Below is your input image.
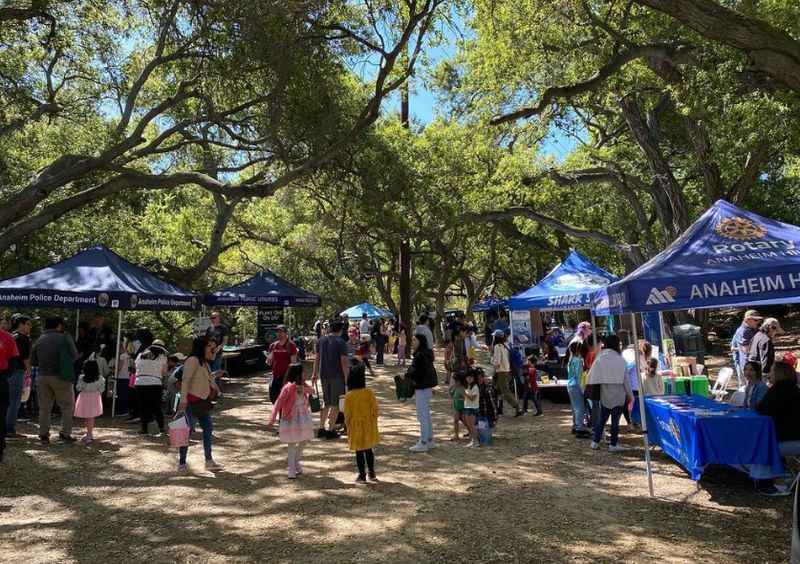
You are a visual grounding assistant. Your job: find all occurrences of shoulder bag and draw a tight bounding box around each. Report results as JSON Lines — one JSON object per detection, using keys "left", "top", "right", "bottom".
{"left": 187, "top": 360, "right": 214, "bottom": 416}
{"left": 309, "top": 380, "right": 322, "bottom": 413}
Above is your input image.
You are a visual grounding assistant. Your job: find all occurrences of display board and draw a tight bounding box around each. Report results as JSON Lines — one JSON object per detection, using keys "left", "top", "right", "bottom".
{"left": 510, "top": 309, "right": 533, "bottom": 347}
{"left": 257, "top": 306, "right": 285, "bottom": 344}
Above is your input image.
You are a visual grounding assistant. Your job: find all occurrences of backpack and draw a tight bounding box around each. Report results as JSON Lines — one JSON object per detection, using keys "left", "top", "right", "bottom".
{"left": 507, "top": 345, "right": 523, "bottom": 375}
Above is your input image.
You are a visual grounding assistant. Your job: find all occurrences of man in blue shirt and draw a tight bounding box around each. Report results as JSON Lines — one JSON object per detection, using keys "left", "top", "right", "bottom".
{"left": 731, "top": 309, "right": 761, "bottom": 388}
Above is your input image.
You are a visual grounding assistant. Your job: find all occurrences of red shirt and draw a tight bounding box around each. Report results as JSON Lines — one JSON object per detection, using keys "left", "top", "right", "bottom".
{"left": 0, "top": 329, "right": 20, "bottom": 372}
{"left": 585, "top": 349, "right": 597, "bottom": 370}
{"left": 269, "top": 339, "right": 298, "bottom": 378}
{"left": 527, "top": 365, "right": 539, "bottom": 392}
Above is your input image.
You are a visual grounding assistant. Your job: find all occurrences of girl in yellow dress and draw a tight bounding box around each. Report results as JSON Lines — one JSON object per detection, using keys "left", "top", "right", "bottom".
{"left": 343, "top": 363, "right": 379, "bottom": 484}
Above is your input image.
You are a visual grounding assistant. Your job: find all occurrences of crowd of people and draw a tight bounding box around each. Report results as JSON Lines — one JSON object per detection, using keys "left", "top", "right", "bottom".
{"left": 1, "top": 307, "right": 798, "bottom": 496}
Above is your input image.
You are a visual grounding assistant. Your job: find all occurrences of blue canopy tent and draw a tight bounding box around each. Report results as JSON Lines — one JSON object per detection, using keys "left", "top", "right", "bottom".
{"left": 0, "top": 244, "right": 199, "bottom": 311}
{"left": 204, "top": 269, "right": 321, "bottom": 307}
{"left": 594, "top": 199, "right": 800, "bottom": 315}
{"left": 0, "top": 244, "right": 200, "bottom": 416}
{"left": 341, "top": 302, "right": 394, "bottom": 320}
{"left": 505, "top": 250, "right": 617, "bottom": 382}
{"left": 471, "top": 297, "right": 507, "bottom": 312}
{"left": 508, "top": 250, "right": 617, "bottom": 311}
{"left": 591, "top": 199, "right": 800, "bottom": 498}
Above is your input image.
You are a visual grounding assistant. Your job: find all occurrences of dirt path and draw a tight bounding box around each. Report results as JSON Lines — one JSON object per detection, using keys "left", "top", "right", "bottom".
{"left": 0, "top": 357, "right": 792, "bottom": 563}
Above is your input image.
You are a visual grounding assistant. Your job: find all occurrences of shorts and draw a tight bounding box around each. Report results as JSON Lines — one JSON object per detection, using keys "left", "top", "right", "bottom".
{"left": 462, "top": 407, "right": 479, "bottom": 417}
{"left": 321, "top": 376, "right": 345, "bottom": 407}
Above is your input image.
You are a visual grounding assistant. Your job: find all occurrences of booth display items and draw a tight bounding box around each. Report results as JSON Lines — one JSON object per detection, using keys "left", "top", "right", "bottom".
{"left": 593, "top": 199, "right": 800, "bottom": 497}
{"left": 508, "top": 250, "right": 618, "bottom": 390}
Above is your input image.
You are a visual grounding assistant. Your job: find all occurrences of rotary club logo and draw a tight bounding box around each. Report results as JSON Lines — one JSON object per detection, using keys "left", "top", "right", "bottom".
{"left": 715, "top": 217, "right": 767, "bottom": 241}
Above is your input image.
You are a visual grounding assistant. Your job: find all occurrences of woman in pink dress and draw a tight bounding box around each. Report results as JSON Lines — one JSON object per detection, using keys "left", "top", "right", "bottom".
{"left": 266, "top": 363, "right": 314, "bottom": 479}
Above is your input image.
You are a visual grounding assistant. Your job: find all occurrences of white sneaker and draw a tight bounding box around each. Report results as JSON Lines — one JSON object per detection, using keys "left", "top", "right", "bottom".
{"left": 590, "top": 441, "right": 600, "bottom": 450}
{"left": 608, "top": 444, "right": 626, "bottom": 453}
{"left": 409, "top": 442, "right": 429, "bottom": 453}
{"left": 427, "top": 440, "right": 437, "bottom": 450}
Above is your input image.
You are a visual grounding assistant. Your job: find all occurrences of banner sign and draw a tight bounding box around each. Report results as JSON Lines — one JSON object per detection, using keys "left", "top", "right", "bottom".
{"left": 510, "top": 310, "right": 533, "bottom": 347}
{"left": 257, "top": 306, "right": 285, "bottom": 344}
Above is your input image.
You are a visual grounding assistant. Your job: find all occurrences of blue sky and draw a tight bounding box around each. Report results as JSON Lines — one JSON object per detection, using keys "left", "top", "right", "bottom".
{"left": 376, "top": 23, "right": 579, "bottom": 162}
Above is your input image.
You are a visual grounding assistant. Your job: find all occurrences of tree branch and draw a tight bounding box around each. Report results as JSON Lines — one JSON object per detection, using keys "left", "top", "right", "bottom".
{"left": 490, "top": 44, "right": 688, "bottom": 125}
{"left": 634, "top": 0, "right": 800, "bottom": 93}
{"left": 618, "top": 95, "right": 689, "bottom": 237}
{"left": 464, "top": 206, "right": 644, "bottom": 264}
{"left": 729, "top": 140, "right": 770, "bottom": 204}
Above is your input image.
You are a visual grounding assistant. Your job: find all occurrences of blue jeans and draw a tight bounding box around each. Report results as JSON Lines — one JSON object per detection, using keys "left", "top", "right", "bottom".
{"left": 593, "top": 404, "right": 623, "bottom": 446}
{"left": 567, "top": 384, "right": 586, "bottom": 430}
{"left": 6, "top": 369, "right": 24, "bottom": 433}
{"left": 415, "top": 387, "right": 433, "bottom": 444}
{"left": 210, "top": 353, "right": 223, "bottom": 373}
{"left": 178, "top": 405, "right": 213, "bottom": 464}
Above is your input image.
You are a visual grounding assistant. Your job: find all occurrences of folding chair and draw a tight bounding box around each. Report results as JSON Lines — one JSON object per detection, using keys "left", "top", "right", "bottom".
{"left": 710, "top": 367, "right": 733, "bottom": 401}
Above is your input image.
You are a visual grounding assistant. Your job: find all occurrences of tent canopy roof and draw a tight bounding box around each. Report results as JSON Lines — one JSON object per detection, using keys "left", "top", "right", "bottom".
{"left": 341, "top": 302, "right": 393, "bottom": 319}
{"left": 471, "top": 297, "right": 507, "bottom": 312}
{"left": 508, "top": 250, "right": 617, "bottom": 311}
{"left": 0, "top": 245, "right": 198, "bottom": 311}
{"left": 594, "top": 200, "right": 800, "bottom": 314}
{"left": 205, "top": 269, "right": 321, "bottom": 307}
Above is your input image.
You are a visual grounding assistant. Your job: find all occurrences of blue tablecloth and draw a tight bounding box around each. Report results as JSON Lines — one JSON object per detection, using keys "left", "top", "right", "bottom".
{"left": 645, "top": 395, "right": 784, "bottom": 480}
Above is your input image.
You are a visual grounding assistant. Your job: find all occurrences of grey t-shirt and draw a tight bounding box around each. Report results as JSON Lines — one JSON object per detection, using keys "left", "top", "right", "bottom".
{"left": 32, "top": 330, "right": 79, "bottom": 379}
{"left": 318, "top": 334, "right": 347, "bottom": 380}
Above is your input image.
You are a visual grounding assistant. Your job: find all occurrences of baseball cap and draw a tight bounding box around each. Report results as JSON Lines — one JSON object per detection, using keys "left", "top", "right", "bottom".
{"left": 744, "top": 309, "right": 763, "bottom": 321}
{"left": 761, "top": 317, "right": 784, "bottom": 334}
{"left": 492, "top": 329, "right": 505, "bottom": 337}
{"left": 276, "top": 324, "right": 288, "bottom": 332}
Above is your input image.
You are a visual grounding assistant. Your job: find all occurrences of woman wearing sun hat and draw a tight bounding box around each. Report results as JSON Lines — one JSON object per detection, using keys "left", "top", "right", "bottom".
{"left": 134, "top": 339, "right": 169, "bottom": 435}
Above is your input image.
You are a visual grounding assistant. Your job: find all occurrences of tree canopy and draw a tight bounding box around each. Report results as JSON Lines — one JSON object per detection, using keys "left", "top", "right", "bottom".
{"left": 2, "top": 0, "right": 799, "bottom": 333}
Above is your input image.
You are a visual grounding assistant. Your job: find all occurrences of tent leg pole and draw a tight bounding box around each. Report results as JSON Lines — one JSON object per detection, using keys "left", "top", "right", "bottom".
{"left": 112, "top": 311, "right": 123, "bottom": 418}
{"left": 631, "top": 313, "right": 655, "bottom": 498}
{"left": 75, "top": 309, "right": 80, "bottom": 338}
{"left": 590, "top": 311, "right": 598, "bottom": 348}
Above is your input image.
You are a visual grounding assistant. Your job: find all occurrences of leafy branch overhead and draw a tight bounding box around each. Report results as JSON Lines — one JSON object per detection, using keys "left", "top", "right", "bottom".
{"left": 0, "top": 0, "right": 445, "bottom": 272}
{"left": 467, "top": 0, "right": 799, "bottom": 265}
{"left": 1, "top": 0, "right": 799, "bottom": 319}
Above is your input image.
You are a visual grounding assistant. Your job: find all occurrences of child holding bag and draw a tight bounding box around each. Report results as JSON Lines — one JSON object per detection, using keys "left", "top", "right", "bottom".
{"left": 343, "top": 364, "right": 379, "bottom": 484}
{"left": 75, "top": 356, "right": 105, "bottom": 444}
{"left": 267, "top": 363, "right": 314, "bottom": 479}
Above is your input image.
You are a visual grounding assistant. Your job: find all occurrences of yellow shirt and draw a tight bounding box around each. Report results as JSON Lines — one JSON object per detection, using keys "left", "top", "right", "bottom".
{"left": 343, "top": 388, "right": 379, "bottom": 451}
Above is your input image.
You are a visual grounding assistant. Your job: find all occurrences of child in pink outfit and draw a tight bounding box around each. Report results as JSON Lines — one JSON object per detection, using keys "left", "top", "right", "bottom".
{"left": 267, "top": 363, "right": 315, "bottom": 479}
{"left": 396, "top": 326, "right": 407, "bottom": 366}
